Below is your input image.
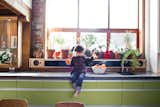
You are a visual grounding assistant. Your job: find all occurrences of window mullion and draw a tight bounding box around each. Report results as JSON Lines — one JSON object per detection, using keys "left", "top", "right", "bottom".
{"left": 77, "top": 0, "right": 80, "bottom": 44}
{"left": 77, "top": 0, "right": 80, "bottom": 28}
{"left": 107, "top": 0, "right": 110, "bottom": 50}
{"left": 108, "top": 0, "right": 110, "bottom": 29}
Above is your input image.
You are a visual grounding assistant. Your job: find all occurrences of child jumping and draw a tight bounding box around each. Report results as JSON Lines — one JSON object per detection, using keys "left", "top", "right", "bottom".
{"left": 66, "top": 45, "right": 96, "bottom": 97}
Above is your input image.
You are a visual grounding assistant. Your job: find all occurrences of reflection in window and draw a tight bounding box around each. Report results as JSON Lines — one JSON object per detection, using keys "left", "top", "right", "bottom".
{"left": 110, "top": 33, "right": 136, "bottom": 52}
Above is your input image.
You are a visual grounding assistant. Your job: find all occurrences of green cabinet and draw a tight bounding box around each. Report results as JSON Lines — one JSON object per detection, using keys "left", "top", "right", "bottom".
{"left": 1, "top": 78, "right": 160, "bottom": 106}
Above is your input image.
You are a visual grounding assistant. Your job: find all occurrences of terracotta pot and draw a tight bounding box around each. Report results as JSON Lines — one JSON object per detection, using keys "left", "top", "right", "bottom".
{"left": 115, "top": 52, "right": 122, "bottom": 59}
{"left": 61, "top": 49, "right": 69, "bottom": 59}
{"left": 47, "top": 49, "right": 55, "bottom": 58}
{"left": 95, "top": 52, "right": 104, "bottom": 59}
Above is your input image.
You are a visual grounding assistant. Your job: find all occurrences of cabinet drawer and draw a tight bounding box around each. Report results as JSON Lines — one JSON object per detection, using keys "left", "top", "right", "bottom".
{"left": 123, "top": 81, "right": 143, "bottom": 89}
{"left": 0, "top": 80, "right": 16, "bottom": 88}
{"left": 143, "top": 81, "right": 160, "bottom": 89}
{"left": 17, "top": 80, "right": 43, "bottom": 88}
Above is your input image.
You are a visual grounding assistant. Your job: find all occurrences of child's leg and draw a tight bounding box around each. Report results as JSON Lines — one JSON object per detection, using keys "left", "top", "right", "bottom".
{"left": 70, "top": 72, "right": 78, "bottom": 89}
{"left": 75, "top": 72, "right": 86, "bottom": 92}
{"left": 73, "top": 72, "right": 85, "bottom": 97}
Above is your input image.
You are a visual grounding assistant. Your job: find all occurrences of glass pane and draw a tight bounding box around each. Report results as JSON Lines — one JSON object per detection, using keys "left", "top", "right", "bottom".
{"left": 48, "top": 32, "right": 76, "bottom": 50}
{"left": 110, "top": 0, "right": 138, "bottom": 28}
{"left": 110, "top": 33, "right": 137, "bottom": 52}
{"left": 79, "top": 0, "right": 108, "bottom": 28}
{"left": 46, "top": 0, "right": 78, "bottom": 28}
{"left": 80, "top": 33, "right": 107, "bottom": 52}
{"left": 47, "top": 32, "right": 76, "bottom": 59}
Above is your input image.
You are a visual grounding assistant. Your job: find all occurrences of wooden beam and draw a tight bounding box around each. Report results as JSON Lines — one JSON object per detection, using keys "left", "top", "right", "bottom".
{"left": 0, "top": 2, "right": 21, "bottom": 16}
{"left": 0, "top": 0, "right": 31, "bottom": 22}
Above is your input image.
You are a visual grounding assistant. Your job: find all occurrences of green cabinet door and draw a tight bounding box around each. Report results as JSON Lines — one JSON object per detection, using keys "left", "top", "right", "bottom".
{"left": 41, "top": 80, "right": 73, "bottom": 105}
{"left": 122, "top": 80, "right": 160, "bottom": 105}
{"left": 143, "top": 80, "right": 160, "bottom": 89}
{"left": 82, "top": 80, "right": 122, "bottom": 105}
{"left": 122, "top": 80, "right": 144, "bottom": 105}
{"left": 0, "top": 79, "right": 16, "bottom": 99}
{"left": 142, "top": 80, "right": 160, "bottom": 105}
{"left": 16, "top": 79, "right": 43, "bottom": 105}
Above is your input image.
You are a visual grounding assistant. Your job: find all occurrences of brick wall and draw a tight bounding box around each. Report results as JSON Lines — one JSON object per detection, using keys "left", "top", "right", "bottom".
{"left": 31, "top": 0, "right": 45, "bottom": 58}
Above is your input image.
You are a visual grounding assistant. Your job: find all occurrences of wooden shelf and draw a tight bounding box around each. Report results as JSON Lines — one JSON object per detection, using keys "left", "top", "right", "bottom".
{"left": 0, "top": 64, "right": 9, "bottom": 68}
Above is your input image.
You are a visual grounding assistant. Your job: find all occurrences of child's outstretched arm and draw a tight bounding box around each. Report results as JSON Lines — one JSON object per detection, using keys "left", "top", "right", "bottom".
{"left": 92, "top": 52, "right": 97, "bottom": 59}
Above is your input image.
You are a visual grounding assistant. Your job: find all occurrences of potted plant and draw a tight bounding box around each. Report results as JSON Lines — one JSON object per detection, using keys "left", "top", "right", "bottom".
{"left": 120, "top": 49, "right": 141, "bottom": 75}
{"left": 53, "top": 36, "right": 65, "bottom": 59}
{"left": 81, "top": 34, "right": 96, "bottom": 57}
{"left": 96, "top": 44, "right": 106, "bottom": 59}
{"left": 61, "top": 49, "right": 69, "bottom": 59}
{"left": 54, "top": 36, "right": 64, "bottom": 49}
{"left": 0, "top": 49, "right": 12, "bottom": 64}
{"left": 124, "top": 33, "right": 133, "bottom": 49}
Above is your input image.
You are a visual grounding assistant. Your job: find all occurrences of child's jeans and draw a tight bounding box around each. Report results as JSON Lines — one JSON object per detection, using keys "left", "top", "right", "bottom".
{"left": 70, "top": 71, "right": 86, "bottom": 91}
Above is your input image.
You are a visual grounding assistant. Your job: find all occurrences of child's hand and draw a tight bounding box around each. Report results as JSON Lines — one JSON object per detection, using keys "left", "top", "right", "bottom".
{"left": 92, "top": 53, "right": 97, "bottom": 59}
{"left": 65, "top": 58, "right": 71, "bottom": 65}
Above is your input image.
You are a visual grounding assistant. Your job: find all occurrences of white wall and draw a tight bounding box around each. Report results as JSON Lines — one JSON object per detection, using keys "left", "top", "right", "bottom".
{"left": 158, "top": 0, "right": 160, "bottom": 73}
{"left": 146, "top": 0, "right": 160, "bottom": 73}
{"left": 145, "top": 0, "right": 150, "bottom": 71}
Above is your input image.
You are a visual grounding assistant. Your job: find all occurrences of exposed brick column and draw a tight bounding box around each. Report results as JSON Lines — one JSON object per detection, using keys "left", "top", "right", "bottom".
{"left": 30, "top": 0, "right": 46, "bottom": 58}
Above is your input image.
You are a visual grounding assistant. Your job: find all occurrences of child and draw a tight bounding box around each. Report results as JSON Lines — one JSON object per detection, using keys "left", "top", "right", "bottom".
{"left": 66, "top": 45, "right": 96, "bottom": 97}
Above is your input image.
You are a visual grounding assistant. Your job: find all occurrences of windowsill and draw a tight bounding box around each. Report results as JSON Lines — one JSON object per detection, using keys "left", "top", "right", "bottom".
{"left": 45, "top": 58, "right": 145, "bottom": 61}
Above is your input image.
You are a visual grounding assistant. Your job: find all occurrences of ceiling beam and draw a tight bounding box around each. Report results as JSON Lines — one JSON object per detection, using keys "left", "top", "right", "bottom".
{"left": 0, "top": 0, "right": 31, "bottom": 22}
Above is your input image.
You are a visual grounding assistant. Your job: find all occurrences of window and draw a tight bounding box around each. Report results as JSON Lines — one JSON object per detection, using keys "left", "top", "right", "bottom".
{"left": 46, "top": 0, "right": 143, "bottom": 59}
